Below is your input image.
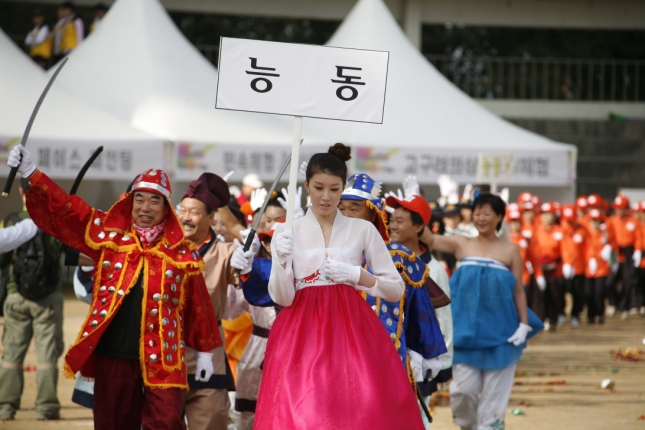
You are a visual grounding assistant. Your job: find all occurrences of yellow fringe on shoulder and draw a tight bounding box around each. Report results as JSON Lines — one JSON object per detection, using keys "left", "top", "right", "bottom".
{"left": 389, "top": 249, "right": 418, "bottom": 262}
{"left": 393, "top": 261, "right": 429, "bottom": 288}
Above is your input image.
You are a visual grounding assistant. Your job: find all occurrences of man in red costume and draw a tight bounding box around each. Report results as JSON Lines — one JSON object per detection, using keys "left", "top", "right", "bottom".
{"left": 7, "top": 144, "right": 221, "bottom": 430}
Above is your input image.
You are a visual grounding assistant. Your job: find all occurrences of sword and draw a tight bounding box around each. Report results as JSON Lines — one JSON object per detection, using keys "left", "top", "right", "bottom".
{"left": 416, "top": 385, "right": 433, "bottom": 423}
{"left": 2, "top": 57, "right": 69, "bottom": 198}
{"left": 234, "top": 138, "right": 303, "bottom": 276}
{"left": 70, "top": 146, "right": 104, "bottom": 195}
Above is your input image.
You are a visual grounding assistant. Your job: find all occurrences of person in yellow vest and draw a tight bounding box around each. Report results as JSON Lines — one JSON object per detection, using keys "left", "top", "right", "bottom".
{"left": 24, "top": 9, "right": 52, "bottom": 69}
{"left": 53, "top": 1, "right": 84, "bottom": 63}
{"left": 89, "top": 3, "right": 108, "bottom": 34}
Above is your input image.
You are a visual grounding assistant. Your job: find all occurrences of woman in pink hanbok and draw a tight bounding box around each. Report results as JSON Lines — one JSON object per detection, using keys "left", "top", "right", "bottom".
{"left": 254, "top": 143, "right": 424, "bottom": 429}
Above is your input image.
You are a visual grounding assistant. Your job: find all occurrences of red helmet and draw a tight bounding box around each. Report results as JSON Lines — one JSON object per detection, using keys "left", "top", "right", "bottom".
{"left": 612, "top": 195, "right": 630, "bottom": 209}
{"left": 531, "top": 194, "right": 542, "bottom": 208}
{"left": 587, "top": 193, "right": 603, "bottom": 208}
{"left": 561, "top": 203, "right": 576, "bottom": 221}
{"left": 518, "top": 192, "right": 533, "bottom": 204}
{"left": 575, "top": 196, "right": 588, "bottom": 210}
{"left": 540, "top": 202, "right": 557, "bottom": 214}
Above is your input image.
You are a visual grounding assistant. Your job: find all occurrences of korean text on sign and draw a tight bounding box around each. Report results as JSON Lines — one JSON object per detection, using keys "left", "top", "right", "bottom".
{"left": 216, "top": 37, "right": 389, "bottom": 124}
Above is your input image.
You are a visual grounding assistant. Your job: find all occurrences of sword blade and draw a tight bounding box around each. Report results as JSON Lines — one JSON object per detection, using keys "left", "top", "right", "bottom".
{"left": 2, "top": 57, "right": 69, "bottom": 198}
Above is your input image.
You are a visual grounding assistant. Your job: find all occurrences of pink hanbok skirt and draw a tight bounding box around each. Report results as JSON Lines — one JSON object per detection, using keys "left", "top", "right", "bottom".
{"left": 254, "top": 284, "right": 424, "bottom": 430}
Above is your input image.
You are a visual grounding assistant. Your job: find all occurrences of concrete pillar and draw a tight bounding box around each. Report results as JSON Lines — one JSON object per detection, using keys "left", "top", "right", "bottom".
{"left": 403, "top": 0, "right": 422, "bottom": 50}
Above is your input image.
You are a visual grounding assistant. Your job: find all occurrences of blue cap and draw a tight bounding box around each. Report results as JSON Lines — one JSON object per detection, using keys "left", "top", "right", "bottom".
{"left": 341, "top": 173, "right": 383, "bottom": 210}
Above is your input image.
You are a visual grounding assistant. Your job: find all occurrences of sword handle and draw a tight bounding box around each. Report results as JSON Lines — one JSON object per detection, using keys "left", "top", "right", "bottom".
{"left": 234, "top": 229, "right": 257, "bottom": 277}
{"left": 1, "top": 153, "right": 22, "bottom": 198}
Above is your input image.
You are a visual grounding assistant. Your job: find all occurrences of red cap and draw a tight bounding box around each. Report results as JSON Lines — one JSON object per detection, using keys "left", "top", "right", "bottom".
{"left": 385, "top": 195, "right": 431, "bottom": 225}
{"left": 541, "top": 202, "right": 557, "bottom": 214}
{"left": 575, "top": 196, "right": 588, "bottom": 209}
{"left": 258, "top": 220, "right": 284, "bottom": 242}
{"left": 132, "top": 168, "right": 172, "bottom": 199}
{"left": 561, "top": 204, "right": 576, "bottom": 221}
{"left": 531, "top": 194, "right": 542, "bottom": 208}
{"left": 612, "top": 195, "right": 630, "bottom": 209}
{"left": 521, "top": 201, "right": 535, "bottom": 211}
{"left": 518, "top": 192, "right": 533, "bottom": 203}
{"left": 587, "top": 193, "right": 603, "bottom": 208}
{"left": 588, "top": 208, "right": 603, "bottom": 220}
{"left": 507, "top": 209, "right": 521, "bottom": 221}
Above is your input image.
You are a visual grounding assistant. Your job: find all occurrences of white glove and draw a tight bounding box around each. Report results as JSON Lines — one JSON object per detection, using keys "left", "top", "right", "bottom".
{"left": 240, "top": 229, "right": 261, "bottom": 255}
{"left": 273, "top": 231, "right": 294, "bottom": 264}
{"left": 462, "top": 183, "right": 473, "bottom": 202}
{"left": 507, "top": 322, "right": 533, "bottom": 346}
{"left": 7, "top": 144, "right": 37, "bottom": 178}
{"left": 324, "top": 259, "right": 361, "bottom": 285}
{"left": 222, "top": 170, "right": 234, "bottom": 182}
{"left": 611, "top": 262, "right": 619, "bottom": 274}
{"left": 278, "top": 187, "right": 304, "bottom": 219}
{"left": 402, "top": 175, "right": 420, "bottom": 198}
{"left": 536, "top": 275, "right": 546, "bottom": 291}
{"left": 231, "top": 241, "right": 255, "bottom": 274}
{"left": 383, "top": 198, "right": 394, "bottom": 214}
{"left": 250, "top": 188, "right": 268, "bottom": 212}
{"left": 525, "top": 260, "right": 534, "bottom": 275}
{"left": 385, "top": 189, "right": 404, "bottom": 201}
{"left": 299, "top": 161, "right": 308, "bottom": 178}
{"left": 633, "top": 250, "right": 642, "bottom": 267}
{"left": 562, "top": 263, "right": 575, "bottom": 280}
{"left": 437, "top": 174, "right": 454, "bottom": 198}
{"left": 194, "top": 352, "right": 214, "bottom": 381}
{"left": 409, "top": 351, "right": 442, "bottom": 382}
{"left": 588, "top": 258, "right": 598, "bottom": 276}
{"left": 500, "top": 187, "right": 510, "bottom": 204}
{"left": 215, "top": 234, "right": 225, "bottom": 243}
{"left": 600, "top": 244, "right": 612, "bottom": 262}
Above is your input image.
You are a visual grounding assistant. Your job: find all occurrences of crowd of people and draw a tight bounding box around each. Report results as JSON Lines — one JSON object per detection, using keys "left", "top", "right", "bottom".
{"left": 23, "top": 2, "right": 107, "bottom": 69}
{"left": 0, "top": 140, "right": 638, "bottom": 429}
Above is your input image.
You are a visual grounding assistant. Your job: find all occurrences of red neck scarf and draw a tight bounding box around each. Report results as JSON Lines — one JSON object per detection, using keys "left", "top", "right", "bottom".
{"left": 132, "top": 219, "right": 166, "bottom": 248}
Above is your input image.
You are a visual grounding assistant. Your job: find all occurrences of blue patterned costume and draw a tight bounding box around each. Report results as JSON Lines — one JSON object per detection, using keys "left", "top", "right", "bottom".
{"left": 363, "top": 243, "right": 447, "bottom": 368}
{"left": 450, "top": 258, "right": 543, "bottom": 370}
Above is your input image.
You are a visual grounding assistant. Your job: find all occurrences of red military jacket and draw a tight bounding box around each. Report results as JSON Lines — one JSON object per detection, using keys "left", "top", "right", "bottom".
{"left": 26, "top": 172, "right": 221, "bottom": 389}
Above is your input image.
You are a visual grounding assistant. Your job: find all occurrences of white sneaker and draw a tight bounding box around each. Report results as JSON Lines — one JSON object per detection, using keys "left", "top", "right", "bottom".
{"left": 543, "top": 320, "right": 551, "bottom": 331}
{"left": 606, "top": 306, "right": 616, "bottom": 317}
{"left": 621, "top": 311, "right": 629, "bottom": 320}
{"left": 557, "top": 315, "right": 567, "bottom": 326}
{"left": 571, "top": 317, "right": 580, "bottom": 328}
{"left": 639, "top": 306, "right": 645, "bottom": 316}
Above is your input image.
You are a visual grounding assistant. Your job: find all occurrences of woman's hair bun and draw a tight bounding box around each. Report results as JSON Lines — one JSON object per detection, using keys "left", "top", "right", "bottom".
{"left": 327, "top": 142, "right": 352, "bottom": 162}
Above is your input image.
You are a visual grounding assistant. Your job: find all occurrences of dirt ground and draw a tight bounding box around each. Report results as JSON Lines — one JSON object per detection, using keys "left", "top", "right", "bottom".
{"left": 0, "top": 290, "right": 644, "bottom": 429}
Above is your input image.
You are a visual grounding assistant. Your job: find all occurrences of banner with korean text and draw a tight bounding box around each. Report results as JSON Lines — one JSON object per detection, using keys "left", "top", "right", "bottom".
{"left": 0, "top": 136, "right": 167, "bottom": 180}
{"left": 215, "top": 38, "right": 389, "bottom": 123}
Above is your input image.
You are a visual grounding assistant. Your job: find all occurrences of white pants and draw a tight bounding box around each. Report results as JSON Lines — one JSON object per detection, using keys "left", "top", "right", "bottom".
{"left": 450, "top": 363, "right": 516, "bottom": 430}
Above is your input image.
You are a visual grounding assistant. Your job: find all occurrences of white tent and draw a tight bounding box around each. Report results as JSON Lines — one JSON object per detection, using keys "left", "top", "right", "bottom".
{"left": 47, "top": 0, "right": 299, "bottom": 183}
{"left": 0, "top": 29, "right": 164, "bottom": 181}
{"left": 301, "top": 0, "right": 577, "bottom": 197}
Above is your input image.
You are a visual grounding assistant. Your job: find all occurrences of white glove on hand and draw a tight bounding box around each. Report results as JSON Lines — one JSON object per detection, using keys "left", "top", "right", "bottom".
{"left": 525, "top": 260, "right": 534, "bottom": 275}
{"left": 383, "top": 197, "right": 394, "bottom": 214}
{"left": 562, "top": 263, "right": 575, "bottom": 280}
{"left": 299, "top": 161, "right": 308, "bottom": 178}
{"left": 462, "top": 183, "right": 473, "bottom": 202}
{"left": 588, "top": 258, "right": 598, "bottom": 276}
{"left": 324, "top": 259, "right": 361, "bottom": 285}
{"left": 500, "top": 187, "right": 510, "bottom": 204}
{"left": 385, "top": 189, "right": 404, "bottom": 201}
{"left": 7, "top": 144, "right": 37, "bottom": 178}
{"left": 437, "top": 174, "right": 455, "bottom": 198}
{"left": 633, "top": 250, "right": 642, "bottom": 267}
{"left": 423, "top": 357, "right": 442, "bottom": 381}
{"left": 507, "top": 322, "right": 533, "bottom": 346}
{"left": 402, "top": 175, "right": 420, "bottom": 198}
{"left": 600, "top": 244, "right": 612, "bottom": 262}
{"left": 231, "top": 241, "right": 255, "bottom": 274}
{"left": 195, "top": 352, "right": 214, "bottom": 382}
{"left": 250, "top": 188, "right": 268, "bottom": 212}
{"left": 536, "top": 275, "right": 546, "bottom": 291}
{"left": 222, "top": 170, "right": 234, "bottom": 182}
{"left": 278, "top": 187, "right": 304, "bottom": 219}
{"left": 273, "top": 231, "right": 294, "bottom": 264}
{"left": 240, "top": 229, "right": 261, "bottom": 255}
{"left": 409, "top": 351, "right": 442, "bottom": 381}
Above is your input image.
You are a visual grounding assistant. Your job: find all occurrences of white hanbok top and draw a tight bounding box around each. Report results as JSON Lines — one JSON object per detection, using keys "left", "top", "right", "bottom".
{"left": 269, "top": 209, "right": 405, "bottom": 306}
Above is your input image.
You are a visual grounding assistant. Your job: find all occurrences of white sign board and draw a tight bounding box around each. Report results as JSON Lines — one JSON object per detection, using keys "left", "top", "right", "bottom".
{"left": 215, "top": 37, "right": 389, "bottom": 124}
{"left": 477, "top": 152, "right": 515, "bottom": 184}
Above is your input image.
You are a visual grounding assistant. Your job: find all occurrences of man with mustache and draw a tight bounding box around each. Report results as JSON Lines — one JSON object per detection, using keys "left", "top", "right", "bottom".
{"left": 7, "top": 144, "right": 221, "bottom": 430}
{"left": 178, "top": 173, "right": 243, "bottom": 430}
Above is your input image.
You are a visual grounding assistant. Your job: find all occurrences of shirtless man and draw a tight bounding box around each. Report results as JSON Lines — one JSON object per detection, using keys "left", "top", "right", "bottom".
{"left": 428, "top": 193, "right": 542, "bottom": 430}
